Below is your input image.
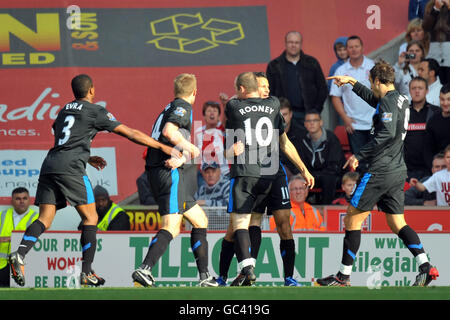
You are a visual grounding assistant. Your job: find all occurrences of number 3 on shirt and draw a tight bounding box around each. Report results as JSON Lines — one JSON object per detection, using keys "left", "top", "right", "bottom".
{"left": 58, "top": 115, "right": 75, "bottom": 145}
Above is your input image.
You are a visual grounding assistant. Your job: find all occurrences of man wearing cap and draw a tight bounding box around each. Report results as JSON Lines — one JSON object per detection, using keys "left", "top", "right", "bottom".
{"left": 78, "top": 185, "right": 130, "bottom": 231}
{"left": 195, "top": 162, "right": 230, "bottom": 207}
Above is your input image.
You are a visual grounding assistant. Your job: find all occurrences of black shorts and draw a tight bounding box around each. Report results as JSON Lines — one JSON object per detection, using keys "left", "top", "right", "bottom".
{"left": 147, "top": 167, "right": 184, "bottom": 215}
{"left": 182, "top": 165, "right": 198, "bottom": 212}
{"left": 35, "top": 174, "right": 95, "bottom": 210}
{"left": 253, "top": 174, "right": 291, "bottom": 215}
{"left": 350, "top": 171, "right": 406, "bottom": 214}
{"left": 227, "top": 176, "right": 273, "bottom": 214}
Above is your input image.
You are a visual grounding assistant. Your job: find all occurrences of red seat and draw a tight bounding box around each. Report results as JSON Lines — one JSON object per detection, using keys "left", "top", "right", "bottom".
{"left": 334, "top": 125, "right": 350, "bottom": 152}
{"left": 334, "top": 125, "right": 354, "bottom": 171}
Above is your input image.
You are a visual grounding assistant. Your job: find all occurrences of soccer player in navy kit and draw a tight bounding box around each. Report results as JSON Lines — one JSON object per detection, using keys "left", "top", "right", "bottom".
{"left": 317, "top": 60, "right": 439, "bottom": 287}
{"left": 218, "top": 72, "right": 314, "bottom": 287}
{"left": 225, "top": 72, "right": 314, "bottom": 286}
{"left": 132, "top": 73, "right": 218, "bottom": 288}
{"left": 9, "top": 74, "right": 178, "bottom": 287}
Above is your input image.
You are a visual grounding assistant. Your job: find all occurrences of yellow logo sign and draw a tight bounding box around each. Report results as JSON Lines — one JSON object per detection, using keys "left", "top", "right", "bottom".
{"left": 147, "top": 13, "right": 244, "bottom": 54}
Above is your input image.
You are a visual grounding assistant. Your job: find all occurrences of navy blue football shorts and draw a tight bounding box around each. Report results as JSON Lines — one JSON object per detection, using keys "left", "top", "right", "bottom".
{"left": 227, "top": 176, "right": 274, "bottom": 214}
{"left": 35, "top": 174, "right": 95, "bottom": 210}
{"left": 350, "top": 171, "right": 406, "bottom": 214}
{"left": 147, "top": 167, "right": 184, "bottom": 215}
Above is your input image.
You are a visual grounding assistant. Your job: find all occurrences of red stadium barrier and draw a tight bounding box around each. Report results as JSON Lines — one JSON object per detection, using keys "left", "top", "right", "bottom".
{"left": 324, "top": 206, "right": 450, "bottom": 232}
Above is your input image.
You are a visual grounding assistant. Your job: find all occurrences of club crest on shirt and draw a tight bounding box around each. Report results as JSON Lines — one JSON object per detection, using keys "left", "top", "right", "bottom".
{"left": 107, "top": 112, "right": 117, "bottom": 121}
{"left": 174, "top": 107, "right": 187, "bottom": 117}
{"left": 381, "top": 112, "right": 392, "bottom": 122}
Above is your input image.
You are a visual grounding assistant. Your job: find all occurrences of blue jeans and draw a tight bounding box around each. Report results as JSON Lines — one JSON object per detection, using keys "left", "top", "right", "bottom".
{"left": 347, "top": 130, "right": 371, "bottom": 155}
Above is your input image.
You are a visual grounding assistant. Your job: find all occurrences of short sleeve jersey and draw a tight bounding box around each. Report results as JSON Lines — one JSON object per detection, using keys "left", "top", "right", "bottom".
{"left": 146, "top": 98, "right": 192, "bottom": 168}
{"left": 422, "top": 169, "right": 450, "bottom": 206}
{"left": 225, "top": 96, "right": 285, "bottom": 179}
{"left": 40, "top": 100, "right": 121, "bottom": 175}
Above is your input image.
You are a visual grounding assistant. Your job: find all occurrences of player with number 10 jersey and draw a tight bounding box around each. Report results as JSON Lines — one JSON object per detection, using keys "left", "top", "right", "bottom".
{"left": 225, "top": 96, "right": 285, "bottom": 180}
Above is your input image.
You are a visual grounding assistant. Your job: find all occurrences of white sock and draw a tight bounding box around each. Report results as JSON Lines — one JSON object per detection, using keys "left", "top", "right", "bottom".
{"left": 415, "top": 253, "right": 429, "bottom": 267}
{"left": 339, "top": 264, "right": 353, "bottom": 276}
{"left": 238, "top": 258, "right": 255, "bottom": 270}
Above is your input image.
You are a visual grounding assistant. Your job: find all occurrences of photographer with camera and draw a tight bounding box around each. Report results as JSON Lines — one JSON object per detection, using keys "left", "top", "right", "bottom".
{"left": 395, "top": 40, "right": 426, "bottom": 99}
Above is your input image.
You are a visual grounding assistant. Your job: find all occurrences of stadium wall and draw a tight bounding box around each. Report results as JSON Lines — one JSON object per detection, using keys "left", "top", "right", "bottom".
{"left": 0, "top": 0, "right": 409, "bottom": 204}
{"left": 11, "top": 231, "right": 450, "bottom": 288}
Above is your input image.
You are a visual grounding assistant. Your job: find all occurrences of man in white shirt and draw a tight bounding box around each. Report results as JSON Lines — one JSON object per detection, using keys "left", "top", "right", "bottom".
{"left": 418, "top": 58, "right": 443, "bottom": 107}
{"left": 410, "top": 144, "right": 450, "bottom": 206}
{"left": 330, "top": 35, "right": 375, "bottom": 156}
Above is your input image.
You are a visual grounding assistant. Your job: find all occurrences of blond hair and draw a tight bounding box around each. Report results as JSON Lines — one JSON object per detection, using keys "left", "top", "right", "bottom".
{"left": 342, "top": 171, "right": 359, "bottom": 184}
{"left": 405, "top": 18, "right": 430, "bottom": 55}
{"left": 174, "top": 73, "right": 196, "bottom": 98}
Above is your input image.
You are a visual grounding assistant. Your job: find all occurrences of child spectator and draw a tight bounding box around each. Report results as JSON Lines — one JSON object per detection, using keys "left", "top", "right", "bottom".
{"left": 328, "top": 37, "right": 349, "bottom": 91}
{"left": 410, "top": 144, "right": 450, "bottom": 206}
{"left": 332, "top": 172, "right": 360, "bottom": 205}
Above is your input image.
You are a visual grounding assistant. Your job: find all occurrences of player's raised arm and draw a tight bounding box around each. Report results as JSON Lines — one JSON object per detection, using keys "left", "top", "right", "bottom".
{"left": 327, "top": 75, "right": 357, "bottom": 87}
{"left": 328, "top": 75, "right": 379, "bottom": 108}
{"left": 112, "top": 124, "right": 181, "bottom": 158}
{"left": 279, "top": 132, "right": 315, "bottom": 189}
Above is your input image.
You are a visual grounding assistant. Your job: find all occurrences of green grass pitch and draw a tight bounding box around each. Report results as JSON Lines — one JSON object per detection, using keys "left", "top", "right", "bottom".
{"left": 1, "top": 286, "right": 449, "bottom": 300}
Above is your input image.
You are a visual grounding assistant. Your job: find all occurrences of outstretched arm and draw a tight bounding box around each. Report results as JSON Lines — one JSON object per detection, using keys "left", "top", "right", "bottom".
{"left": 162, "top": 122, "right": 200, "bottom": 159}
{"left": 409, "top": 178, "right": 427, "bottom": 192}
{"left": 113, "top": 124, "right": 180, "bottom": 158}
{"left": 327, "top": 76, "right": 379, "bottom": 108}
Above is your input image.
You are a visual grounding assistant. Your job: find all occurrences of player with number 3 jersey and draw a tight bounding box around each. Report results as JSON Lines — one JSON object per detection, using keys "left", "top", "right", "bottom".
{"left": 9, "top": 74, "right": 177, "bottom": 288}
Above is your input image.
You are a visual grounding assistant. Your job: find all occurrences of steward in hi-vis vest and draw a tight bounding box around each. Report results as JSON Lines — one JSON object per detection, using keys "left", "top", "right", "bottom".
{"left": 0, "top": 188, "right": 38, "bottom": 287}
{"left": 77, "top": 185, "right": 130, "bottom": 231}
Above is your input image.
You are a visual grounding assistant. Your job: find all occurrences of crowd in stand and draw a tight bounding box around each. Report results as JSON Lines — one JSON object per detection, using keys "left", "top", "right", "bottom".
{"left": 137, "top": 0, "right": 450, "bottom": 220}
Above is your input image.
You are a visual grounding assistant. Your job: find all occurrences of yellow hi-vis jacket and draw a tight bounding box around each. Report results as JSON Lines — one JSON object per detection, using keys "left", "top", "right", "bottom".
{"left": 97, "top": 203, "right": 125, "bottom": 231}
{"left": 0, "top": 208, "right": 38, "bottom": 269}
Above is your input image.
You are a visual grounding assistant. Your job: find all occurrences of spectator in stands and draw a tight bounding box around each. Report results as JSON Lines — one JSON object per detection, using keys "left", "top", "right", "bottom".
{"left": 395, "top": 40, "right": 426, "bottom": 99}
{"left": 78, "top": 185, "right": 130, "bottom": 231}
{"left": 297, "top": 109, "right": 346, "bottom": 204}
{"left": 266, "top": 30, "right": 328, "bottom": 125}
{"left": 405, "top": 77, "right": 441, "bottom": 181}
{"left": 405, "top": 152, "right": 446, "bottom": 205}
{"left": 425, "top": 84, "right": 450, "bottom": 163}
{"left": 194, "top": 101, "right": 228, "bottom": 177}
{"left": 195, "top": 162, "right": 230, "bottom": 207}
{"left": 410, "top": 144, "right": 450, "bottom": 206}
{"left": 270, "top": 175, "right": 325, "bottom": 231}
{"left": 0, "top": 187, "right": 38, "bottom": 287}
{"left": 418, "top": 58, "right": 444, "bottom": 106}
{"left": 409, "top": 0, "right": 429, "bottom": 20}
{"left": 136, "top": 172, "right": 157, "bottom": 205}
{"left": 279, "top": 97, "right": 307, "bottom": 180}
{"left": 423, "top": 0, "right": 450, "bottom": 85}
{"left": 399, "top": 18, "right": 430, "bottom": 57}
{"left": 330, "top": 35, "right": 375, "bottom": 156}
{"left": 332, "top": 172, "right": 360, "bottom": 206}
{"left": 328, "top": 36, "right": 349, "bottom": 91}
